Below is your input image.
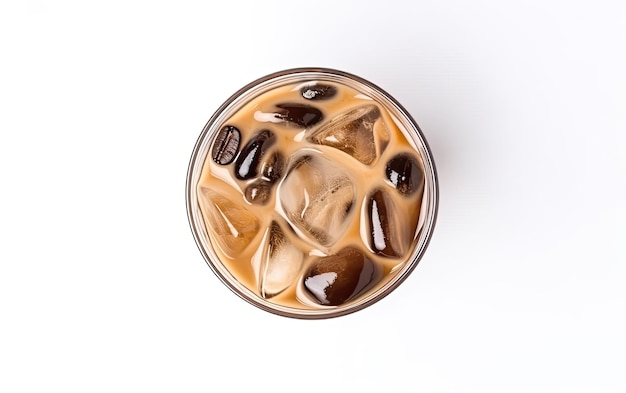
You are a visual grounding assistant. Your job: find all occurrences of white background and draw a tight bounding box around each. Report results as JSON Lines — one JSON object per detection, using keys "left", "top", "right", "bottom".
{"left": 1, "top": 0, "right": 625, "bottom": 391}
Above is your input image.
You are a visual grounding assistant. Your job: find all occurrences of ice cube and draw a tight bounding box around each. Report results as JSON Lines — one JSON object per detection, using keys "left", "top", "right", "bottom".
{"left": 303, "top": 247, "right": 380, "bottom": 306}
{"left": 306, "top": 104, "right": 389, "bottom": 165}
{"left": 278, "top": 153, "right": 356, "bottom": 247}
{"left": 199, "top": 188, "right": 260, "bottom": 258}
{"left": 258, "top": 221, "right": 304, "bottom": 298}
{"left": 364, "top": 189, "right": 409, "bottom": 258}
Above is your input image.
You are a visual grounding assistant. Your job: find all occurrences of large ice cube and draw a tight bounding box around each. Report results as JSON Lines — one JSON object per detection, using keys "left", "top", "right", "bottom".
{"left": 257, "top": 221, "right": 304, "bottom": 298}
{"left": 278, "top": 153, "right": 356, "bottom": 247}
{"left": 199, "top": 188, "right": 260, "bottom": 258}
{"left": 306, "top": 104, "right": 389, "bottom": 165}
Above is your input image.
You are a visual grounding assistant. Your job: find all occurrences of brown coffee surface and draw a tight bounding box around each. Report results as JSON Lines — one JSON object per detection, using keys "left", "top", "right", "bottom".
{"left": 197, "top": 80, "right": 425, "bottom": 309}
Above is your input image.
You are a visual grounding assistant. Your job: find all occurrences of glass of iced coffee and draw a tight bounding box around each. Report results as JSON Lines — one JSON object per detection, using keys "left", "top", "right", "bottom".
{"left": 186, "top": 68, "right": 438, "bottom": 318}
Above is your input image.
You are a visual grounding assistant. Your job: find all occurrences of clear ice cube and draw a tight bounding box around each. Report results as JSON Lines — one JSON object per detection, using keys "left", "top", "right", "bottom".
{"left": 258, "top": 221, "right": 304, "bottom": 298}
{"left": 199, "top": 188, "right": 260, "bottom": 258}
{"left": 278, "top": 153, "right": 356, "bottom": 247}
{"left": 307, "top": 104, "right": 389, "bottom": 165}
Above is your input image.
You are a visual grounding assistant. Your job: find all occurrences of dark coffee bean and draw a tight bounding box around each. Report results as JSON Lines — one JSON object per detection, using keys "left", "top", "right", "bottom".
{"left": 300, "top": 84, "right": 338, "bottom": 100}
{"left": 211, "top": 125, "right": 240, "bottom": 165}
{"left": 304, "top": 247, "right": 380, "bottom": 306}
{"left": 385, "top": 153, "right": 423, "bottom": 196}
{"left": 244, "top": 180, "right": 272, "bottom": 205}
{"left": 275, "top": 103, "right": 323, "bottom": 127}
{"left": 366, "top": 189, "right": 401, "bottom": 258}
{"left": 235, "top": 129, "right": 276, "bottom": 180}
{"left": 261, "top": 151, "right": 285, "bottom": 183}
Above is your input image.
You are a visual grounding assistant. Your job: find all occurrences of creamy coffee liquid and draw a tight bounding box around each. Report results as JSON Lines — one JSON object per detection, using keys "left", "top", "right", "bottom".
{"left": 197, "top": 80, "right": 425, "bottom": 309}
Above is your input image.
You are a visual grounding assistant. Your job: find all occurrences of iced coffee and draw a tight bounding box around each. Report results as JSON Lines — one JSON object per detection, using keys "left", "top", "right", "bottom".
{"left": 187, "top": 69, "right": 437, "bottom": 318}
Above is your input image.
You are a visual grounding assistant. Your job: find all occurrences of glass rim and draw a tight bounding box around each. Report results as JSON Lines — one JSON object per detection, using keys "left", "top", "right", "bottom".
{"left": 186, "top": 67, "right": 439, "bottom": 319}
